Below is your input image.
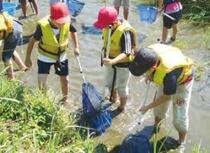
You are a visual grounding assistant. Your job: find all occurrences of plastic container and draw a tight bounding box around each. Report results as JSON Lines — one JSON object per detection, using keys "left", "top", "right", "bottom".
{"left": 2, "top": 2, "right": 17, "bottom": 16}
{"left": 138, "top": 5, "right": 158, "bottom": 24}
{"left": 66, "top": 0, "right": 85, "bottom": 17}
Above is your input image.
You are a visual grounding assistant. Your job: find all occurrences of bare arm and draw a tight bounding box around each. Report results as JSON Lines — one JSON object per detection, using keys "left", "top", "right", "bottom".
{"left": 25, "top": 37, "right": 37, "bottom": 67}
{"left": 158, "top": 0, "right": 164, "bottom": 11}
{"left": 139, "top": 94, "right": 171, "bottom": 113}
{"left": 103, "top": 53, "right": 127, "bottom": 65}
{"left": 70, "top": 32, "right": 80, "bottom": 56}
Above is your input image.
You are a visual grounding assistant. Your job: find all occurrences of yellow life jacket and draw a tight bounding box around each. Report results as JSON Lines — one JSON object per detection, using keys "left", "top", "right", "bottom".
{"left": 102, "top": 20, "right": 137, "bottom": 63}
{"left": 148, "top": 44, "right": 193, "bottom": 85}
{"left": 0, "top": 12, "right": 13, "bottom": 40}
{"left": 38, "top": 17, "right": 70, "bottom": 60}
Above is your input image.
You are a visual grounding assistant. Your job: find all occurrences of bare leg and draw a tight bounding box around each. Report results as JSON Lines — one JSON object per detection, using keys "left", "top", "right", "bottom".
{"left": 60, "top": 75, "right": 69, "bottom": 102}
{"left": 21, "top": 2, "right": 27, "bottom": 17}
{"left": 123, "top": 8, "right": 129, "bottom": 20}
{"left": 31, "top": 0, "right": 38, "bottom": 15}
{"left": 172, "top": 23, "right": 177, "bottom": 40}
{"left": 162, "top": 26, "right": 168, "bottom": 43}
{"left": 4, "top": 60, "right": 14, "bottom": 80}
{"left": 179, "top": 131, "right": 187, "bottom": 143}
{"left": 155, "top": 116, "right": 162, "bottom": 126}
{"left": 118, "top": 96, "right": 127, "bottom": 111}
{"left": 38, "top": 74, "right": 48, "bottom": 91}
{"left": 12, "top": 50, "right": 28, "bottom": 71}
{"left": 110, "top": 88, "right": 118, "bottom": 102}
{"left": 114, "top": 6, "right": 120, "bottom": 15}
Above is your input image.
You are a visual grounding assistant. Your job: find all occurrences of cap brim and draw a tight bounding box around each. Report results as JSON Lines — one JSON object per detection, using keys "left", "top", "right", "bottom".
{"left": 129, "top": 61, "right": 146, "bottom": 76}
{"left": 93, "top": 21, "right": 107, "bottom": 29}
{"left": 54, "top": 15, "right": 70, "bottom": 24}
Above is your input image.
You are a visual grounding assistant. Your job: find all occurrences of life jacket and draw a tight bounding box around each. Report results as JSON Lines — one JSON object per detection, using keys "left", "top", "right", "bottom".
{"left": 38, "top": 17, "right": 70, "bottom": 60}
{"left": 102, "top": 20, "right": 137, "bottom": 63}
{"left": 148, "top": 44, "right": 193, "bottom": 85}
{"left": 0, "top": 12, "right": 13, "bottom": 40}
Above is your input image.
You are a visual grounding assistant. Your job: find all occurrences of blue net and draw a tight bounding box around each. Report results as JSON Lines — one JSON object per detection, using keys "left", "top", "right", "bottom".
{"left": 137, "top": 5, "right": 158, "bottom": 24}
{"left": 82, "top": 82, "right": 102, "bottom": 116}
{"left": 81, "top": 24, "right": 102, "bottom": 35}
{"left": 66, "top": 0, "right": 85, "bottom": 17}
{"left": 2, "top": 2, "right": 17, "bottom": 16}
{"left": 88, "top": 110, "right": 112, "bottom": 135}
{"left": 119, "top": 126, "right": 154, "bottom": 153}
{"left": 0, "top": 2, "right": 2, "bottom": 12}
{"left": 82, "top": 82, "right": 112, "bottom": 135}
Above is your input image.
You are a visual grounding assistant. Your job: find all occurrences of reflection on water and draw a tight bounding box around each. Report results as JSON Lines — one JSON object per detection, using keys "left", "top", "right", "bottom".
{"left": 10, "top": 0, "right": 210, "bottom": 152}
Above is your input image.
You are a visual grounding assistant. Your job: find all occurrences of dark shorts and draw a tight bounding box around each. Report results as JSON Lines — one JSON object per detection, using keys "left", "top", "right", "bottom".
{"left": 163, "top": 10, "right": 182, "bottom": 29}
{"left": 37, "top": 59, "right": 69, "bottom": 76}
{"left": 2, "top": 30, "right": 21, "bottom": 62}
{"left": 19, "top": 0, "right": 33, "bottom": 4}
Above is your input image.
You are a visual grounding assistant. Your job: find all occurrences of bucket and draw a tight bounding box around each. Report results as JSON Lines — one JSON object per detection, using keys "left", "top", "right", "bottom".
{"left": 138, "top": 5, "right": 157, "bottom": 24}
{"left": 66, "top": 0, "right": 85, "bottom": 17}
{"left": 2, "top": 2, "right": 17, "bottom": 16}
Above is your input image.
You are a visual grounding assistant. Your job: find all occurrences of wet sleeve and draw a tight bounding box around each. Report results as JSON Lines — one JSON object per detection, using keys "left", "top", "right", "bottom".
{"left": 70, "top": 24, "right": 77, "bottom": 32}
{"left": 120, "top": 31, "right": 134, "bottom": 55}
{"left": 33, "top": 24, "right": 42, "bottom": 41}
{"left": 163, "top": 68, "right": 183, "bottom": 95}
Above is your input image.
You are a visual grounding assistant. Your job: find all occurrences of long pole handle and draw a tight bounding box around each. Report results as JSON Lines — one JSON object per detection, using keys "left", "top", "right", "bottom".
{"left": 163, "top": 12, "right": 176, "bottom": 21}
{"left": 152, "top": 6, "right": 176, "bottom": 21}
{"left": 106, "top": 25, "right": 112, "bottom": 58}
{"left": 141, "top": 82, "right": 150, "bottom": 108}
{"left": 138, "top": 82, "right": 150, "bottom": 125}
{"left": 76, "top": 56, "right": 86, "bottom": 83}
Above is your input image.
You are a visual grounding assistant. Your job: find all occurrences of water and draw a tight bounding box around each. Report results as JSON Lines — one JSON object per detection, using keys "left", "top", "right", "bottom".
{"left": 9, "top": 0, "right": 210, "bottom": 152}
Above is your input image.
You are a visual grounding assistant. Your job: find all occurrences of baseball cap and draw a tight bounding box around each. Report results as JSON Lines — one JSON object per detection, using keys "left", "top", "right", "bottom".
{"left": 50, "top": 2, "right": 70, "bottom": 24}
{"left": 94, "top": 6, "right": 118, "bottom": 29}
{"left": 129, "top": 48, "right": 158, "bottom": 76}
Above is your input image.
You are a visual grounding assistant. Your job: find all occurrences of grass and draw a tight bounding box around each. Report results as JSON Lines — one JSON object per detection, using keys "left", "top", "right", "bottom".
{"left": 0, "top": 76, "right": 95, "bottom": 152}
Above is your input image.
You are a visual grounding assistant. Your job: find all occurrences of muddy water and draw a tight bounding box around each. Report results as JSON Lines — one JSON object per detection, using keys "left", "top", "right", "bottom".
{"left": 11, "top": 0, "right": 210, "bottom": 152}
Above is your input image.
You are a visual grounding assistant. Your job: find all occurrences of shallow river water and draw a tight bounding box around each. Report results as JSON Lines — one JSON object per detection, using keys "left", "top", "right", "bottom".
{"left": 7, "top": 0, "right": 210, "bottom": 152}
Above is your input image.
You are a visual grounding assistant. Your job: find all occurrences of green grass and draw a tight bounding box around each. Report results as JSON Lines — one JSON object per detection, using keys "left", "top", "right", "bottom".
{"left": 0, "top": 76, "right": 95, "bottom": 152}
{"left": 192, "top": 144, "right": 208, "bottom": 153}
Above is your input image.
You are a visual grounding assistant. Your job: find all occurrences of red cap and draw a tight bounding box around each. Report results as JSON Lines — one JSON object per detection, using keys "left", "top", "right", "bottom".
{"left": 94, "top": 7, "right": 118, "bottom": 29}
{"left": 50, "top": 2, "right": 70, "bottom": 24}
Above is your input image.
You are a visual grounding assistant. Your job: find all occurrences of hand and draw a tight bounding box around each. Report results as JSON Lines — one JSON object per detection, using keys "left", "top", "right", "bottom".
{"left": 74, "top": 47, "right": 80, "bottom": 56}
{"left": 25, "top": 58, "right": 32, "bottom": 68}
{"left": 102, "top": 58, "right": 113, "bottom": 65}
{"left": 139, "top": 105, "right": 149, "bottom": 114}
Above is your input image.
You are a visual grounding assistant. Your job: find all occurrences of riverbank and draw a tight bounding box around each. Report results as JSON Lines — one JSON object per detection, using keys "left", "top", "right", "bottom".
{"left": 0, "top": 76, "right": 96, "bottom": 152}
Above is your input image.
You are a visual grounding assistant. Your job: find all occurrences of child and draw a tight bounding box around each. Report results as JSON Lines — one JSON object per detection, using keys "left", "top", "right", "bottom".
{"left": 0, "top": 2, "right": 27, "bottom": 79}
{"left": 94, "top": 7, "right": 137, "bottom": 112}
{"left": 158, "top": 0, "right": 182, "bottom": 43}
{"left": 113, "top": 0, "right": 129, "bottom": 20}
{"left": 19, "top": 0, "right": 38, "bottom": 19}
{"left": 25, "top": 2, "right": 79, "bottom": 104}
